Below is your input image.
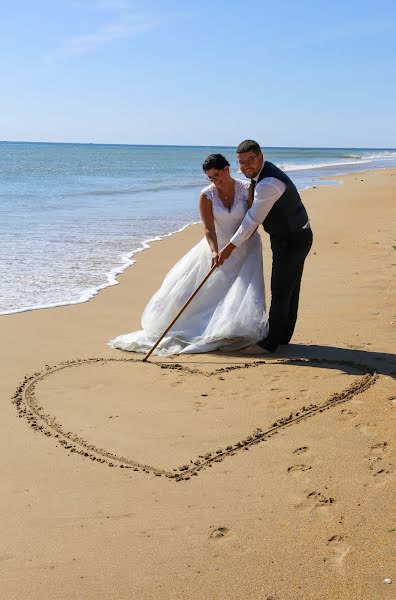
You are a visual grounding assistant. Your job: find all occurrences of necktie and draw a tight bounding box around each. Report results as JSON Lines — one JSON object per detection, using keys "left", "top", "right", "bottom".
{"left": 248, "top": 180, "right": 256, "bottom": 208}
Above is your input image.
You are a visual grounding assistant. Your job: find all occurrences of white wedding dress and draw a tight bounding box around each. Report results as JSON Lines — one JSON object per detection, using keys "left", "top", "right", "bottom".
{"left": 109, "top": 179, "right": 268, "bottom": 355}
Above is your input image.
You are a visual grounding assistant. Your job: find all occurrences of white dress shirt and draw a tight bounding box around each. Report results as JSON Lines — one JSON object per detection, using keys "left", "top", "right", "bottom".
{"left": 230, "top": 163, "right": 286, "bottom": 247}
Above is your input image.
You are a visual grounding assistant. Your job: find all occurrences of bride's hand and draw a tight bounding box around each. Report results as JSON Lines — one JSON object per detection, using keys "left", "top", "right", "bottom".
{"left": 211, "top": 252, "right": 219, "bottom": 268}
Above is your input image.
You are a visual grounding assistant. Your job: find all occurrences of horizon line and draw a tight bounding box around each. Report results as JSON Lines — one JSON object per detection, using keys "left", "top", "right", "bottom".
{"left": 1, "top": 140, "right": 395, "bottom": 151}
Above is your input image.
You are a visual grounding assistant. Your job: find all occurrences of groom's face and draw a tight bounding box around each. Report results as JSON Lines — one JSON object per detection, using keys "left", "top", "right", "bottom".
{"left": 237, "top": 151, "right": 263, "bottom": 179}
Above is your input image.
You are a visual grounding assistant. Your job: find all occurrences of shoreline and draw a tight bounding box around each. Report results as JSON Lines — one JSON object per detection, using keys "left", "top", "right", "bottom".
{"left": 0, "top": 220, "right": 201, "bottom": 317}
{"left": 2, "top": 164, "right": 394, "bottom": 318}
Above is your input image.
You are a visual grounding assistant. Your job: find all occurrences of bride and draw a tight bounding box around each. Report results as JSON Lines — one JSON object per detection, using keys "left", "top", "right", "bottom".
{"left": 109, "top": 154, "right": 268, "bottom": 355}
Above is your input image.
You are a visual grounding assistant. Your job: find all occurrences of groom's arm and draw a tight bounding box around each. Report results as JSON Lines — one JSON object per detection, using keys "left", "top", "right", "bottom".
{"left": 217, "top": 178, "right": 286, "bottom": 264}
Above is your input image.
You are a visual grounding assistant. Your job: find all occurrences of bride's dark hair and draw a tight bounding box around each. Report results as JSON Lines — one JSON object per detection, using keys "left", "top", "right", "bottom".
{"left": 202, "top": 154, "right": 230, "bottom": 172}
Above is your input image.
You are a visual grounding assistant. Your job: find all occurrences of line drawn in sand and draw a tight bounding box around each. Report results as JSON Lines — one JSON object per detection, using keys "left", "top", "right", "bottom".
{"left": 12, "top": 357, "right": 378, "bottom": 482}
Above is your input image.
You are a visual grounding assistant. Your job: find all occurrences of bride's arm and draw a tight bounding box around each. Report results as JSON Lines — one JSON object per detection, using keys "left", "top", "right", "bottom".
{"left": 199, "top": 192, "right": 219, "bottom": 266}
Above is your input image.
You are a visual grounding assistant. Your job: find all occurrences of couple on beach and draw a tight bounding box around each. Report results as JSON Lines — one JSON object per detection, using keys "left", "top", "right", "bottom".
{"left": 110, "top": 140, "right": 313, "bottom": 356}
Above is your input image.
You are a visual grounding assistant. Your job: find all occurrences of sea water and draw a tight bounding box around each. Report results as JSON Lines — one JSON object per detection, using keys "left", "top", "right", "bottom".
{"left": 1, "top": 142, "right": 395, "bottom": 315}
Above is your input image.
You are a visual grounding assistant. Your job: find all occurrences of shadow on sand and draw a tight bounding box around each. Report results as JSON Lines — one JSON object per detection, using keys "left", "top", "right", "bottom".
{"left": 154, "top": 344, "right": 396, "bottom": 378}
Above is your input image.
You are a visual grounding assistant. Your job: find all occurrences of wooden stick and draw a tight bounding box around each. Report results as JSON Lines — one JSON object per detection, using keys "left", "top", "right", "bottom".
{"left": 142, "top": 264, "right": 217, "bottom": 362}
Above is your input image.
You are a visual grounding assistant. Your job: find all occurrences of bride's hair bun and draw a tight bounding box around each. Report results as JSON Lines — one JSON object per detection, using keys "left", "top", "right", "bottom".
{"left": 202, "top": 154, "right": 230, "bottom": 172}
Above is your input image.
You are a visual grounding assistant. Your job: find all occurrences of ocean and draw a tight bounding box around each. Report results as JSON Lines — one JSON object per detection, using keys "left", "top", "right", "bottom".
{"left": 1, "top": 142, "right": 396, "bottom": 315}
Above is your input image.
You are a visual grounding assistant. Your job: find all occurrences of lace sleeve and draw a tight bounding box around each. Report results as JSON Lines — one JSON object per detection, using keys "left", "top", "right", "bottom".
{"left": 237, "top": 178, "right": 250, "bottom": 198}
{"left": 201, "top": 183, "right": 215, "bottom": 202}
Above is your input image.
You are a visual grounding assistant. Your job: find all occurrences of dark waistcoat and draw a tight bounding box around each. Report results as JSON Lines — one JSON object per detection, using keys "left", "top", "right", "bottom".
{"left": 257, "top": 161, "right": 309, "bottom": 236}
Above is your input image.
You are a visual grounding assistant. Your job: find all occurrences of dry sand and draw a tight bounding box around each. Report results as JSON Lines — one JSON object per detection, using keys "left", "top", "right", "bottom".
{"left": 1, "top": 169, "right": 395, "bottom": 600}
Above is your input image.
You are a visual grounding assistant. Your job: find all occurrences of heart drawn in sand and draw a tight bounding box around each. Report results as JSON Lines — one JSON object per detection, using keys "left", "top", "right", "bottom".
{"left": 12, "top": 357, "right": 377, "bottom": 482}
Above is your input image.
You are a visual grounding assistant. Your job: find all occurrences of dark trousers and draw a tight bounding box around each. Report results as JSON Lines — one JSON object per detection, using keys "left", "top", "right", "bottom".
{"left": 259, "top": 227, "right": 313, "bottom": 352}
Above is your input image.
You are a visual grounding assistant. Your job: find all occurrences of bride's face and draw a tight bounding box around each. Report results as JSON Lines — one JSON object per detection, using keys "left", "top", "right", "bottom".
{"left": 205, "top": 166, "right": 230, "bottom": 186}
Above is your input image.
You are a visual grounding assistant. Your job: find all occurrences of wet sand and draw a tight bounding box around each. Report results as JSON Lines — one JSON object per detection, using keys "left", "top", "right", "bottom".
{"left": 1, "top": 169, "right": 395, "bottom": 599}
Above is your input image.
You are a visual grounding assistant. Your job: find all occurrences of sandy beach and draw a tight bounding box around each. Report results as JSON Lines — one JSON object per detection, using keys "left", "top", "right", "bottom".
{"left": 1, "top": 169, "right": 395, "bottom": 599}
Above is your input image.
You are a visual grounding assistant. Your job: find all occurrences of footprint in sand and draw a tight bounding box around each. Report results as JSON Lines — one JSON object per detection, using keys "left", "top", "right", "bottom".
{"left": 365, "top": 441, "right": 393, "bottom": 481}
{"left": 295, "top": 490, "right": 336, "bottom": 516}
{"left": 338, "top": 408, "right": 358, "bottom": 421}
{"left": 287, "top": 464, "right": 312, "bottom": 475}
{"left": 306, "top": 491, "right": 336, "bottom": 507}
{"left": 370, "top": 441, "right": 389, "bottom": 455}
{"left": 209, "top": 526, "right": 229, "bottom": 539}
{"left": 373, "top": 467, "right": 393, "bottom": 479}
{"left": 293, "top": 446, "right": 308, "bottom": 455}
{"left": 324, "top": 535, "right": 351, "bottom": 568}
{"left": 354, "top": 421, "right": 377, "bottom": 435}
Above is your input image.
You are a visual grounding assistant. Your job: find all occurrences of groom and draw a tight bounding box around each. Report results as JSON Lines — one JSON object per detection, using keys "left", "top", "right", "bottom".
{"left": 217, "top": 140, "right": 313, "bottom": 354}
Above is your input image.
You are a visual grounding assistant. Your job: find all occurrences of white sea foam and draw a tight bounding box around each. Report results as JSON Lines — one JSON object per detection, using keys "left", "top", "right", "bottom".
{"left": 0, "top": 221, "right": 200, "bottom": 316}
{"left": 278, "top": 151, "right": 396, "bottom": 172}
{"left": 362, "top": 151, "right": 396, "bottom": 160}
{"left": 278, "top": 159, "right": 373, "bottom": 171}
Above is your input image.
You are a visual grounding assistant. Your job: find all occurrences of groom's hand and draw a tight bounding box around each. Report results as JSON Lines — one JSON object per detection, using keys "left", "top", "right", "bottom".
{"left": 217, "top": 243, "right": 236, "bottom": 265}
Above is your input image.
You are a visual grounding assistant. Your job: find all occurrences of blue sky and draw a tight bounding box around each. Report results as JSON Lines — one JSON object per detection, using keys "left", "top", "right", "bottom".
{"left": 1, "top": 0, "right": 395, "bottom": 147}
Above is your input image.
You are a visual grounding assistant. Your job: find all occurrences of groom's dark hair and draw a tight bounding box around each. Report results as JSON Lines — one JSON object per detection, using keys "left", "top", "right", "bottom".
{"left": 236, "top": 140, "right": 262, "bottom": 155}
{"left": 202, "top": 154, "right": 230, "bottom": 172}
